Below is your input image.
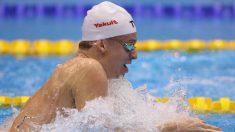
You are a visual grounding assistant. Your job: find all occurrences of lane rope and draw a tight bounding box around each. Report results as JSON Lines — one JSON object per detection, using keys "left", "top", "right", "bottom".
{"left": 0, "top": 39, "right": 235, "bottom": 56}
{"left": 0, "top": 96, "right": 234, "bottom": 113}
{"left": 0, "top": 4, "right": 235, "bottom": 18}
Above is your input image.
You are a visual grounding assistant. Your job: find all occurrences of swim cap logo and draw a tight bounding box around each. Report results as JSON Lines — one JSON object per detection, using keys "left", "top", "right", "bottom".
{"left": 129, "top": 20, "right": 135, "bottom": 28}
{"left": 94, "top": 20, "right": 118, "bottom": 28}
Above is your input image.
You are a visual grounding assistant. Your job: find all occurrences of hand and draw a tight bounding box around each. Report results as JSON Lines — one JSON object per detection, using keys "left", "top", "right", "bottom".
{"left": 158, "top": 117, "right": 222, "bottom": 132}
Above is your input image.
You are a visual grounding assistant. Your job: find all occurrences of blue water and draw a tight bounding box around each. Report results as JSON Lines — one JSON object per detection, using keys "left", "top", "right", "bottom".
{"left": 0, "top": 51, "right": 235, "bottom": 131}
{"left": 1, "top": 52, "right": 235, "bottom": 99}
{"left": 0, "top": 1, "right": 235, "bottom": 131}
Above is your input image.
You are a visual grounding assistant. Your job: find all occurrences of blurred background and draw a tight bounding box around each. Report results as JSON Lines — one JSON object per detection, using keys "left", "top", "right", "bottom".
{"left": 0, "top": 0, "right": 235, "bottom": 131}
{"left": 0, "top": 0, "right": 235, "bottom": 40}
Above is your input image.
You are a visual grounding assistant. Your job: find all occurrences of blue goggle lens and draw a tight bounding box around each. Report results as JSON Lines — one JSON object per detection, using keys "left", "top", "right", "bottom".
{"left": 123, "top": 43, "right": 136, "bottom": 52}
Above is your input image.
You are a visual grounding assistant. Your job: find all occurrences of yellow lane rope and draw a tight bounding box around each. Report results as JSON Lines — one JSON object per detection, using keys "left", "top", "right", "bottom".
{"left": 0, "top": 39, "right": 235, "bottom": 56}
{"left": 0, "top": 96, "right": 234, "bottom": 113}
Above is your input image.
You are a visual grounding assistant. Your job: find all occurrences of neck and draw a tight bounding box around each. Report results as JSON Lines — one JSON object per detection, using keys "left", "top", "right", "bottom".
{"left": 77, "top": 51, "right": 90, "bottom": 58}
{"left": 78, "top": 49, "right": 113, "bottom": 79}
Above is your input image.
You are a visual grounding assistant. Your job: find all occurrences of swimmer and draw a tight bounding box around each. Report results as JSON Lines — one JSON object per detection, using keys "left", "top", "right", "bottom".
{"left": 10, "top": 1, "right": 221, "bottom": 132}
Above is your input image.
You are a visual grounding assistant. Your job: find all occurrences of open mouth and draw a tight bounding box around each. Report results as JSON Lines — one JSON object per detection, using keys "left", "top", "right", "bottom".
{"left": 122, "top": 64, "right": 128, "bottom": 73}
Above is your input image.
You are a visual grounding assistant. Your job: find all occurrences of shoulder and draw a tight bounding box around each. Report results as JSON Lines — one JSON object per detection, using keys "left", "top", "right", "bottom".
{"left": 64, "top": 57, "right": 107, "bottom": 83}
{"left": 72, "top": 58, "right": 108, "bottom": 96}
{"left": 57, "top": 57, "right": 104, "bottom": 74}
{"left": 77, "top": 58, "right": 105, "bottom": 76}
{"left": 79, "top": 58, "right": 103, "bottom": 69}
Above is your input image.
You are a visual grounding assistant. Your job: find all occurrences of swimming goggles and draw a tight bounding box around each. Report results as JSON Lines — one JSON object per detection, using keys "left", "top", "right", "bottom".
{"left": 111, "top": 38, "right": 136, "bottom": 52}
{"left": 122, "top": 43, "right": 136, "bottom": 52}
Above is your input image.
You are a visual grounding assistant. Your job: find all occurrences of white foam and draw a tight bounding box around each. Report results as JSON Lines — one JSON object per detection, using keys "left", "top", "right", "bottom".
{"left": 39, "top": 78, "right": 189, "bottom": 131}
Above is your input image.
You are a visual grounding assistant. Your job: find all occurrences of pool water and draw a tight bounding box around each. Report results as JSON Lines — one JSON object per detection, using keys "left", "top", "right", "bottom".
{"left": 0, "top": 51, "right": 235, "bottom": 131}
{"left": 0, "top": 1, "right": 235, "bottom": 131}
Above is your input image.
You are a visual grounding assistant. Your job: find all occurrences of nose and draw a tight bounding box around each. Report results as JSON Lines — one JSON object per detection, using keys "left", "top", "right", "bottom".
{"left": 129, "top": 50, "right": 137, "bottom": 60}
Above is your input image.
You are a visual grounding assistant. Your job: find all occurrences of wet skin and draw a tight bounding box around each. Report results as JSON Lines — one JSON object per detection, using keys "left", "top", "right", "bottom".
{"left": 10, "top": 33, "right": 137, "bottom": 131}
{"left": 9, "top": 32, "right": 221, "bottom": 131}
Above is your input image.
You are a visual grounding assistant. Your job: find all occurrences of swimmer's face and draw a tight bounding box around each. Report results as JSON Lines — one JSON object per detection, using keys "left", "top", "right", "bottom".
{"left": 104, "top": 33, "right": 137, "bottom": 78}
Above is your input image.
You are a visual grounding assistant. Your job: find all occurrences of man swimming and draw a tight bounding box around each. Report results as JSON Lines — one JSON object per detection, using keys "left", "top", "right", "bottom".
{"left": 10, "top": 1, "right": 221, "bottom": 131}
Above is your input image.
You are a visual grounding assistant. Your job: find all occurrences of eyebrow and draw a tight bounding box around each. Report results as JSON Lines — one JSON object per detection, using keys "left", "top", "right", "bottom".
{"left": 127, "top": 39, "right": 137, "bottom": 44}
{"left": 112, "top": 37, "right": 137, "bottom": 44}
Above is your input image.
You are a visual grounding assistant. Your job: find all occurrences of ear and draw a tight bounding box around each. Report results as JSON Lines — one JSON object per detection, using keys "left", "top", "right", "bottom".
{"left": 95, "top": 40, "right": 107, "bottom": 54}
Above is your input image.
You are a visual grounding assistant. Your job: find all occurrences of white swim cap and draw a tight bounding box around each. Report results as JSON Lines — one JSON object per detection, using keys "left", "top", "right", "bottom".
{"left": 82, "top": 1, "right": 136, "bottom": 41}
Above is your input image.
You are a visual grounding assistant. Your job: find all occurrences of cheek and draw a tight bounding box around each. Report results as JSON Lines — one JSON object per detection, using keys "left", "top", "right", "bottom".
{"left": 108, "top": 45, "right": 128, "bottom": 65}
{"left": 111, "top": 55, "right": 122, "bottom": 66}
{"left": 114, "top": 51, "right": 126, "bottom": 63}
{"left": 108, "top": 54, "right": 124, "bottom": 69}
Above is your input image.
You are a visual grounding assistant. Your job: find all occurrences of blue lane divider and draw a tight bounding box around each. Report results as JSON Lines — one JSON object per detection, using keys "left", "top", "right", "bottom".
{"left": 0, "top": 4, "right": 234, "bottom": 18}
{"left": 0, "top": 4, "right": 92, "bottom": 17}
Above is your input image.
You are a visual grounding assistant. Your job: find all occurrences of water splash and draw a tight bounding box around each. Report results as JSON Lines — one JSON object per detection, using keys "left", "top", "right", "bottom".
{"left": 40, "top": 78, "right": 189, "bottom": 131}
{"left": 0, "top": 107, "right": 19, "bottom": 131}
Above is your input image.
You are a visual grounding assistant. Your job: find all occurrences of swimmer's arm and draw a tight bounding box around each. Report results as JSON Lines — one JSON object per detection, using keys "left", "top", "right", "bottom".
{"left": 157, "top": 117, "right": 222, "bottom": 132}
{"left": 72, "top": 62, "right": 108, "bottom": 110}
